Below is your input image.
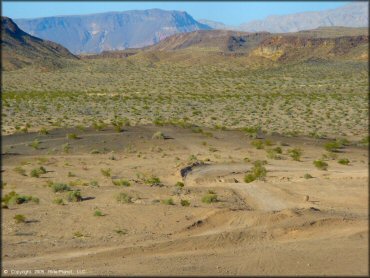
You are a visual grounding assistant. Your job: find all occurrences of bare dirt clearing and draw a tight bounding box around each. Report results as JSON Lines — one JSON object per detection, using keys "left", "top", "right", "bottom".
{"left": 1, "top": 126, "right": 368, "bottom": 275}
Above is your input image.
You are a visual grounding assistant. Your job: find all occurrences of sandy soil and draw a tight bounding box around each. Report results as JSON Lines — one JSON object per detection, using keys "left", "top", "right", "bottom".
{"left": 1, "top": 125, "right": 368, "bottom": 276}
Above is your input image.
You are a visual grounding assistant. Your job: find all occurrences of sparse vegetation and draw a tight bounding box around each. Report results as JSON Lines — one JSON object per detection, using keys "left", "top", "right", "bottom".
{"left": 100, "top": 168, "right": 112, "bottom": 178}
{"left": 152, "top": 131, "right": 165, "bottom": 140}
{"left": 53, "top": 197, "right": 65, "bottom": 205}
{"left": 2, "top": 191, "right": 39, "bottom": 206}
{"left": 180, "top": 199, "right": 190, "bottom": 207}
{"left": 51, "top": 183, "right": 71, "bottom": 193}
{"left": 116, "top": 192, "right": 132, "bottom": 204}
{"left": 244, "top": 160, "right": 267, "bottom": 183}
{"left": 29, "top": 139, "right": 41, "bottom": 149}
{"left": 112, "top": 179, "right": 131, "bottom": 187}
{"left": 30, "top": 166, "right": 47, "bottom": 178}
{"left": 202, "top": 192, "right": 218, "bottom": 204}
{"left": 144, "top": 176, "right": 162, "bottom": 187}
{"left": 94, "top": 210, "right": 105, "bottom": 216}
{"left": 175, "top": 181, "right": 185, "bottom": 188}
{"left": 67, "top": 133, "right": 79, "bottom": 140}
{"left": 338, "top": 158, "right": 350, "bottom": 165}
{"left": 324, "top": 141, "right": 343, "bottom": 152}
{"left": 67, "top": 190, "right": 82, "bottom": 202}
{"left": 13, "top": 166, "right": 27, "bottom": 176}
{"left": 288, "top": 148, "right": 302, "bottom": 161}
{"left": 313, "top": 160, "right": 328, "bottom": 170}
{"left": 161, "top": 198, "right": 175, "bottom": 205}
{"left": 14, "top": 214, "right": 26, "bottom": 223}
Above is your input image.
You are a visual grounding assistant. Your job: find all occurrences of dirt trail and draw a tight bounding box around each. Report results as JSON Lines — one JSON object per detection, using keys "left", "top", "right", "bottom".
{"left": 184, "top": 163, "right": 298, "bottom": 211}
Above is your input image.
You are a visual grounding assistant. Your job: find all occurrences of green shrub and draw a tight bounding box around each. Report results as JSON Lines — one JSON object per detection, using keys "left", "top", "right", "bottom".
{"left": 244, "top": 160, "right": 267, "bottom": 183}
{"left": 202, "top": 193, "right": 218, "bottom": 204}
{"left": 53, "top": 197, "right": 65, "bottom": 205}
{"left": 115, "top": 229, "right": 127, "bottom": 235}
{"left": 111, "top": 117, "right": 130, "bottom": 132}
{"left": 116, "top": 192, "right": 132, "bottom": 204}
{"left": 313, "top": 160, "right": 328, "bottom": 170}
{"left": 100, "top": 168, "right": 111, "bottom": 178}
{"left": 324, "top": 141, "right": 342, "bottom": 152}
{"left": 251, "top": 140, "right": 264, "bottom": 149}
{"left": 14, "top": 214, "right": 26, "bottom": 223}
{"left": 39, "top": 127, "right": 49, "bottom": 135}
{"left": 180, "top": 199, "right": 190, "bottom": 207}
{"left": 93, "top": 121, "right": 106, "bottom": 131}
{"left": 244, "top": 173, "right": 256, "bottom": 183}
{"left": 338, "top": 158, "right": 350, "bottom": 165}
{"left": 51, "top": 183, "right": 71, "bottom": 193}
{"left": 2, "top": 191, "right": 39, "bottom": 206}
{"left": 29, "top": 139, "right": 41, "bottom": 149}
{"left": 273, "top": 146, "right": 282, "bottom": 154}
{"left": 264, "top": 139, "right": 274, "bottom": 146}
{"left": 112, "top": 179, "right": 131, "bottom": 187}
{"left": 67, "top": 133, "right": 79, "bottom": 140}
{"left": 288, "top": 148, "right": 302, "bottom": 161}
{"left": 13, "top": 166, "right": 27, "bottom": 176}
{"left": 242, "top": 126, "right": 259, "bottom": 137}
{"left": 304, "top": 173, "right": 313, "bottom": 179}
{"left": 90, "top": 180, "right": 99, "bottom": 187}
{"left": 152, "top": 131, "right": 165, "bottom": 139}
{"left": 144, "top": 176, "right": 162, "bottom": 186}
{"left": 73, "top": 231, "right": 84, "bottom": 238}
{"left": 162, "top": 198, "right": 174, "bottom": 205}
{"left": 62, "top": 143, "right": 71, "bottom": 153}
{"left": 94, "top": 210, "right": 105, "bottom": 217}
{"left": 175, "top": 181, "right": 184, "bottom": 188}
{"left": 30, "top": 169, "right": 40, "bottom": 178}
{"left": 266, "top": 149, "right": 281, "bottom": 160}
{"left": 359, "top": 136, "right": 369, "bottom": 146}
{"left": 67, "top": 190, "right": 82, "bottom": 202}
{"left": 30, "top": 166, "right": 47, "bottom": 178}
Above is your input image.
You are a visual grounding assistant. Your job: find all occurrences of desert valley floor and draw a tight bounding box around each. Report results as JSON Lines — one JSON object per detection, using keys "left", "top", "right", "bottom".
{"left": 1, "top": 125, "right": 368, "bottom": 275}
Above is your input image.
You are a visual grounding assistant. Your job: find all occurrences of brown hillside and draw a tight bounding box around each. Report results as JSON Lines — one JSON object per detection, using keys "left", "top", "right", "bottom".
{"left": 1, "top": 16, "right": 77, "bottom": 71}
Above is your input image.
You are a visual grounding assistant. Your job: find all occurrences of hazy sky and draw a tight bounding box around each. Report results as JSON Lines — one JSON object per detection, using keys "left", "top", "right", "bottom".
{"left": 2, "top": 1, "right": 351, "bottom": 26}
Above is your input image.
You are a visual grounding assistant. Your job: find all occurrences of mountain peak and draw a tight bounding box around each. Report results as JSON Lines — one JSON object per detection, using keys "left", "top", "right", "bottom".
{"left": 14, "top": 9, "right": 211, "bottom": 54}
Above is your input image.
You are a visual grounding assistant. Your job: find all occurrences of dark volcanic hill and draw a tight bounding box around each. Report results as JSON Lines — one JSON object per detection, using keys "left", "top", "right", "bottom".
{"left": 14, "top": 9, "right": 211, "bottom": 54}
{"left": 1, "top": 16, "right": 77, "bottom": 70}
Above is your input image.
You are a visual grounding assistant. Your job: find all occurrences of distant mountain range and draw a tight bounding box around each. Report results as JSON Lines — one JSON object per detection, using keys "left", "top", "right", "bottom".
{"left": 1, "top": 14, "right": 367, "bottom": 71}
{"left": 14, "top": 9, "right": 210, "bottom": 54}
{"left": 238, "top": 2, "right": 368, "bottom": 33}
{"left": 5, "top": 2, "right": 369, "bottom": 55}
{"left": 200, "top": 2, "right": 368, "bottom": 33}
{"left": 1, "top": 16, "right": 76, "bottom": 70}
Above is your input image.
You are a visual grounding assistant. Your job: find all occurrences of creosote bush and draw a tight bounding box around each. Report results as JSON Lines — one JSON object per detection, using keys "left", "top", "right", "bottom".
{"left": 180, "top": 199, "right": 190, "bottom": 206}
{"left": 244, "top": 160, "right": 267, "bottom": 183}
{"left": 162, "top": 198, "right": 175, "bottom": 205}
{"left": 51, "top": 183, "right": 71, "bottom": 193}
{"left": 288, "top": 148, "right": 302, "bottom": 161}
{"left": 313, "top": 159, "right": 328, "bottom": 170}
{"left": 67, "top": 190, "right": 82, "bottom": 202}
{"left": 116, "top": 192, "right": 132, "bottom": 204}
{"left": 144, "top": 176, "right": 162, "bottom": 186}
{"left": 100, "top": 168, "right": 112, "bottom": 178}
{"left": 152, "top": 131, "right": 165, "bottom": 140}
{"left": 202, "top": 193, "right": 218, "bottom": 204}
{"left": 112, "top": 179, "right": 131, "bottom": 187}
{"left": 14, "top": 214, "right": 26, "bottom": 223}
{"left": 338, "top": 158, "right": 350, "bottom": 165}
